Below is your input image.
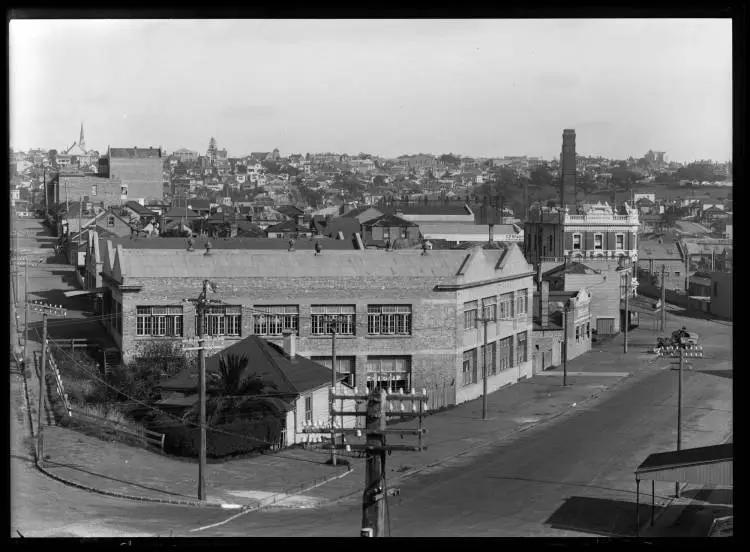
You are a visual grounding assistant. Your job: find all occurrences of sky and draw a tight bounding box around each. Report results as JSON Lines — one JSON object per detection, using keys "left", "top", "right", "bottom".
{"left": 10, "top": 19, "right": 732, "bottom": 162}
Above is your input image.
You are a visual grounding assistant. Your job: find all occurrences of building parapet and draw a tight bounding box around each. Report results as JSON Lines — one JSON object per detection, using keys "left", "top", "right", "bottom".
{"left": 564, "top": 213, "right": 640, "bottom": 224}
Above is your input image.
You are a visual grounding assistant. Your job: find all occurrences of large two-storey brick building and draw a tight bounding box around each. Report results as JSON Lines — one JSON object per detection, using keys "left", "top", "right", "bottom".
{"left": 98, "top": 242, "right": 535, "bottom": 406}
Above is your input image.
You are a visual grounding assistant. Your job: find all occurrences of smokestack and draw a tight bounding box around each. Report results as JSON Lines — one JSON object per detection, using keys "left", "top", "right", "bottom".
{"left": 282, "top": 330, "right": 297, "bottom": 359}
{"left": 541, "top": 280, "right": 550, "bottom": 327}
{"left": 561, "top": 129, "right": 576, "bottom": 209}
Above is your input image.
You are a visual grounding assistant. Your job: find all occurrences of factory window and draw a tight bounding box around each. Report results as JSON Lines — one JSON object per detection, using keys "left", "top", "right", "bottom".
{"left": 198, "top": 305, "right": 242, "bottom": 337}
{"left": 498, "top": 292, "right": 514, "bottom": 320}
{"left": 481, "top": 296, "right": 497, "bottom": 321}
{"left": 498, "top": 336, "right": 514, "bottom": 371}
{"left": 312, "top": 356, "right": 356, "bottom": 387}
{"left": 462, "top": 349, "right": 478, "bottom": 386}
{"left": 137, "top": 305, "right": 184, "bottom": 337}
{"left": 572, "top": 233, "right": 582, "bottom": 250}
{"left": 516, "top": 331, "right": 528, "bottom": 364}
{"left": 367, "top": 305, "right": 412, "bottom": 335}
{"left": 366, "top": 356, "right": 411, "bottom": 392}
{"left": 594, "top": 233, "right": 604, "bottom": 250}
{"left": 616, "top": 234, "right": 624, "bottom": 250}
{"left": 253, "top": 305, "right": 299, "bottom": 336}
{"left": 480, "top": 342, "right": 497, "bottom": 377}
{"left": 515, "top": 289, "right": 528, "bottom": 316}
{"left": 463, "top": 300, "right": 479, "bottom": 331}
{"left": 311, "top": 305, "right": 356, "bottom": 336}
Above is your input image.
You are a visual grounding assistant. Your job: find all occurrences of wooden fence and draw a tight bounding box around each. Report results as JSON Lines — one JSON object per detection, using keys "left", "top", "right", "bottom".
{"left": 44, "top": 341, "right": 166, "bottom": 452}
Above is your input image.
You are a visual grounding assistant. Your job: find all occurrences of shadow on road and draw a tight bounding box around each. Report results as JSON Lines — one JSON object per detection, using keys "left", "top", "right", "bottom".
{"left": 680, "top": 487, "right": 733, "bottom": 505}
{"left": 545, "top": 495, "right": 650, "bottom": 537}
{"left": 697, "top": 370, "right": 732, "bottom": 380}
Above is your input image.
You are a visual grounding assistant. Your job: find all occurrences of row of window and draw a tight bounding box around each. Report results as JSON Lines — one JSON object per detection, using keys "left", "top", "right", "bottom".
{"left": 135, "top": 304, "right": 413, "bottom": 338}
{"left": 575, "top": 322, "right": 591, "bottom": 342}
{"left": 462, "top": 331, "right": 529, "bottom": 386}
{"left": 572, "top": 233, "right": 625, "bottom": 251}
{"left": 311, "top": 355, "right": 412, "bottom": 392}
{"left": 463, "top": 290, "right": 528, "bottom": 330}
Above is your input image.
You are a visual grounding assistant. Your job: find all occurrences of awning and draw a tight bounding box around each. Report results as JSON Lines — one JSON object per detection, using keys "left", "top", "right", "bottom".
{"left": 636, "top": 443, "right": 733, "bottom": 486}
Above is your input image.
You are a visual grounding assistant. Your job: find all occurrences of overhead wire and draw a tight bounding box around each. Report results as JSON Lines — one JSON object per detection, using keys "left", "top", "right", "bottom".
{"left": 40, "top": 332, "right": 339, "bottom": 463}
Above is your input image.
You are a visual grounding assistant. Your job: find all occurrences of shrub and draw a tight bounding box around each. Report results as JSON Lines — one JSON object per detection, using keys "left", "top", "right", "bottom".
{"left": 161, "top": 416, "right": 282, "bottom": 459}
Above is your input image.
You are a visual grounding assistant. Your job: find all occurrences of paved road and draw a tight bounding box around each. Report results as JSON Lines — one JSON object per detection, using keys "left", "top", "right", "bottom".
{"left": 10, "top": 217, "right": 732, "bottom": 537}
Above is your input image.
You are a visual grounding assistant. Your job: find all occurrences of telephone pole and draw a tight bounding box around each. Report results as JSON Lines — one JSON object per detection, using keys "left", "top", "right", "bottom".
{"left": 325, "top": 315, "right": 340, "bottom": 466}
{"left": 562, "top": 302, "right": 569, "bottom": 386}
{"left": 477, "top": 307, "right": 495, "bottom": 419}
{"left": 624, "top": 272, "right": 630, "bottom": 354}
{"left": 183, "top": 279, "right": 223, "bottom": 501}
{"left": 328, "top": 387, "right": 428, "bottom": 536}
{"left": 29, "top": 301, "right": 67, "bottom": 464}
{"left": 657, "top": 342, "right": 703, "bottom": 498}
{"left": 660, "top": 264, "right": 667, "bottom": 331}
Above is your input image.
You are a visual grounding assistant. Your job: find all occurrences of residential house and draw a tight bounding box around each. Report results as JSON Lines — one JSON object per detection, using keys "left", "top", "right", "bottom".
{"left": 637, "top": 234, "right": 687, "bottom": 291}
{"left": 123, "top": 201, "right": 157, "bottom": 227}
{"left": 157, "top": 334, "right": 358, "bottom": 448}
{"left": 265, "top": 218, "right": 313, "bottom": 239}
{"left": 360, "top": 213, "right": 421, "bottom": 248}
{"left": 98, "top": 243, "right": 535, "bottom": 406}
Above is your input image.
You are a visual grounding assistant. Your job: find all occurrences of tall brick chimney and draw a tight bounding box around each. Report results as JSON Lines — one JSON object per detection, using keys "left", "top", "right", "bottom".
{"left": 540, "top": 280, "right": 550, "bottom": 327}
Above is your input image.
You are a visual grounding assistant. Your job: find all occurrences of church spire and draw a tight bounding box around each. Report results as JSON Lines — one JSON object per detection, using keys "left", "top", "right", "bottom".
{"left": 79, "top": 122, "right": 85, "bottom": 151}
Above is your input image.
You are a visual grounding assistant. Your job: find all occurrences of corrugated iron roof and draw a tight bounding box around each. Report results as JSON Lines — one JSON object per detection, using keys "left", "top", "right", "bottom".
{"left": 115, "top": 248, "right": 504, "bottom": 280}
{"left": 636, "top": 443, "right": 733, "bottom": 486}
{"left": 109, "top": 236, "right": 358, "bottom": 251}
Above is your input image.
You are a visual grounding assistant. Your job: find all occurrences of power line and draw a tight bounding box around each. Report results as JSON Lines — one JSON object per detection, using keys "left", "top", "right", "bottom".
{"left": 43, "top": 334, "right": 338, "bottom": 462}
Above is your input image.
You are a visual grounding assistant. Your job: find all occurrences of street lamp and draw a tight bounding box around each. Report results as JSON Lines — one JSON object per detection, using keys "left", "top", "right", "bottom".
{"left": 656, "top": 342, "right": 704, "bottom": 498}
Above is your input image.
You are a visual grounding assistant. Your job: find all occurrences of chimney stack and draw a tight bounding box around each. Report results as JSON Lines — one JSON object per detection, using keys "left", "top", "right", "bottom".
{"left": 541, "top": 280, "right": 550, "bottom": 327}
{"left": 282, "top": 330, "right": 297, "bottom": 359}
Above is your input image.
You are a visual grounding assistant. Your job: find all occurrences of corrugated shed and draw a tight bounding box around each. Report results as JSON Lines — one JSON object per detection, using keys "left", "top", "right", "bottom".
{"left": 636, "top": 443, "right": 733, "bottom": 486}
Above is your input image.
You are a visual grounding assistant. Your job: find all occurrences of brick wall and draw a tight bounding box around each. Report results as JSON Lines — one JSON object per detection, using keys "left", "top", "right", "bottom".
{"left": 57, "top": 175, "right": 124, "bottom": 207}
{"left": 110, "top": 157, "right": 163, "bottom": 201}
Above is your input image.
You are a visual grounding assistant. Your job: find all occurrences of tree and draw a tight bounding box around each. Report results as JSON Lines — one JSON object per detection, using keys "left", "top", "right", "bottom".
{"left": 182, "top": 353, "right": 281, "bottom": 426}
{"left": 373, "top": 175, "right": 386, "bottom": 188}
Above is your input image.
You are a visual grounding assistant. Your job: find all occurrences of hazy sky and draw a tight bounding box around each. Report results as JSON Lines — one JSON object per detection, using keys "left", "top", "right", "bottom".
{"left": 10, "top": 19, "right": 732, "bottom": 162}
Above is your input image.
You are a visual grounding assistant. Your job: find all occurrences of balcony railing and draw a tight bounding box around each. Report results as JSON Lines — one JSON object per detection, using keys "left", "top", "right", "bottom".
{"left": 541, "top": 253, "right": 634, "bottom": 265}
{"left": 564, "top": 213, "right": 640, "bottom": 224}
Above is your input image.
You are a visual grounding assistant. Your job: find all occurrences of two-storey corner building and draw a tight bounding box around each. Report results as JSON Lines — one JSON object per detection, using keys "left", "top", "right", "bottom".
{"left": 97, "top": 243, "right": 535, "bottom": 407}
{"left": 523, "top": 201, "right": 640, "bottom": 272}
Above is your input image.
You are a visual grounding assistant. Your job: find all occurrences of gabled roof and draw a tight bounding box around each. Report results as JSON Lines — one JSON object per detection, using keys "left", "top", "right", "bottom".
{"left": 159, "top": 335, "right": 344, "bottom": 396}
{"left": 265, "top": 219, "right": 310, "bottom": 233}
{"left": 188, "top": 199, "right": 211, "bottom": 211}
{"left": 543, "top": 262, "right": 602, "bottom": 279}
{"left": 162, "top": 207, "right": 201, "bottom": 219}
{"left": 275, "top": 205, "right": 305, "bottom": 218}
{"left": 364, "top": 213, "right": 419, "bottom": 228}
{"left": 124, "top": 201, "right": 156, "bottom": 216}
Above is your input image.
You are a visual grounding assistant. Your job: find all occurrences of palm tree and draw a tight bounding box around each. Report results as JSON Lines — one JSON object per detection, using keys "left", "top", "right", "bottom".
{"left": 182, "top": 353, "right": 282, "bottom": 426}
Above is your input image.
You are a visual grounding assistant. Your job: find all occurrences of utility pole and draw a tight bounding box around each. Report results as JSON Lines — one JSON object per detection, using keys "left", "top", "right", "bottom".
{"left": 29, "top": 301, "right": 67, "bottom": 464}
{"left": 562, "top": 303, "right": 569, "bottom": 386}
{"left": 22, "top": 258, "right": 44, "bottom": 368}
{"left": 477, "top": 307, "right": 495, "bottom": 420}
{"left": 328, "top": 387, "right": 428, "bottom": 537}
{"left": 657, "top": 342, "right": 703, "bottom": 498}
{"left": 183, "top": 278, "right": 223, "bottom": 501}
{"left": 624, "top": 272, "right": 630, "bottom": 354}
{"left": 325, "top": 314, "right": 340, "bottom": 466}
{"left": 660, "top": 264, "right": 667, "bottom": 332}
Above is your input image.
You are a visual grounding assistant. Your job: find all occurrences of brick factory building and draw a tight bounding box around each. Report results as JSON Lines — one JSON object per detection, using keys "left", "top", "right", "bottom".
{"left": 97, "top": 242, "right": 535, "bottom": 406}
